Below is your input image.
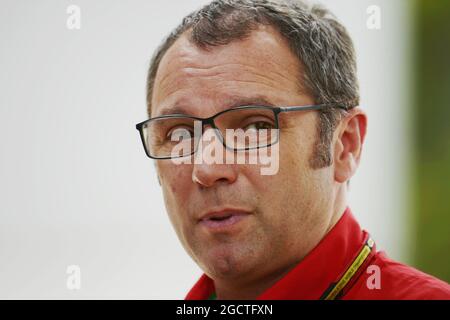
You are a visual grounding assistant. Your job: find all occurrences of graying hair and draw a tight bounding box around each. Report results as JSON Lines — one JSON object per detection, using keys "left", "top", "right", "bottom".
{"left": 146, "top": 0, "right": 359, "bottom": 168}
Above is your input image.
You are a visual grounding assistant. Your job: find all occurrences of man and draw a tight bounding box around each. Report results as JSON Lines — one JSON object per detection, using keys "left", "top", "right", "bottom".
{"left": 136, "top": 0, "right": 450, "bottom": 299}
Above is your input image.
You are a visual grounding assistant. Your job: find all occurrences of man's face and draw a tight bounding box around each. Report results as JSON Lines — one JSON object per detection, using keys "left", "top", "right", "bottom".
{"left": 151, "top": 26, "right": 337, "bottom": 283}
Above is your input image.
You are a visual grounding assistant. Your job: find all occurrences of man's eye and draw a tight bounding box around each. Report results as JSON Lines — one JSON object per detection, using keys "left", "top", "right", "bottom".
{"left": 243, "top": 121, "right": 274, "bottom": 131}
{"left": 166, "top": 126, "right": 194, "bottom": 140}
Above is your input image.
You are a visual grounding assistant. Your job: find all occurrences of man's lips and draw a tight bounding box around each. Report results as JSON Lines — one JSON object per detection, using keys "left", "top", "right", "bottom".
{"left": 198, "top": 209, "right": 252, "bottom": 230}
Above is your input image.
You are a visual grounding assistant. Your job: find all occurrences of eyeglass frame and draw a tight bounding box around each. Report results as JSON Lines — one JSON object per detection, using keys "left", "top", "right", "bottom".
{"left": 135, "top": 103, "right": 352, "bottom": 160}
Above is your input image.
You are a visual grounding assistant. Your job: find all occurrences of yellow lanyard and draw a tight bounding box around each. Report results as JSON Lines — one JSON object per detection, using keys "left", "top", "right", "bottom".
{"left": 320, "top": 237, "right": 376, "bottom": 300}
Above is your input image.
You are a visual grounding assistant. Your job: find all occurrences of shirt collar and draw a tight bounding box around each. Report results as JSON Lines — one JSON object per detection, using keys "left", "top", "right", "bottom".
{"left": 185, "top": 207, "right": 369, "bottom": 300}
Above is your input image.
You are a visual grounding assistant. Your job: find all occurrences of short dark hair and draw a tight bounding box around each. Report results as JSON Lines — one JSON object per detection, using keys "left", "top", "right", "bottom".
{"left": 146, "top": 0, "right": 359, "bottom": 168}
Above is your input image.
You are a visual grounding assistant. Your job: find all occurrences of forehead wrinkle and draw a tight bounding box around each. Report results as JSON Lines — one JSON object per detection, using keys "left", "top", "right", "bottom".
{"left": 187, "top": 63, "right": 300, "bottom": 91}
{"left": 155, "top": 61, "right": 301, "bottom": 109}
{"left": 179, "top": 60, "right": 300, "bottom": 84}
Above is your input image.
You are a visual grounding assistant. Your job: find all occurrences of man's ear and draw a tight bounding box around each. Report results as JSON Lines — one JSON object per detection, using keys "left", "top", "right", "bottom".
{"left": 333, "top": 108, "right": 367, "bottom": 184}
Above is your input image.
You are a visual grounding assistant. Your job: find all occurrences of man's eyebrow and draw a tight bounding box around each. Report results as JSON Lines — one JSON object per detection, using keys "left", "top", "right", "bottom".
{"left": 155, "top": 96, "right": 276, "bottom": 117}
{"left": 226, "top": 96, "right": 275, "bottom": 108}
{"left": 156, "top": 105, "right": 191, "bottom": 117}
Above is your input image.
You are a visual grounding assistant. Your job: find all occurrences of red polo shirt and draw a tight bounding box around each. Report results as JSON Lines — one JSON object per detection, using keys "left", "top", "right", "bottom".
{"left": 185, "top": 207, "right": 450, "bottom": 300}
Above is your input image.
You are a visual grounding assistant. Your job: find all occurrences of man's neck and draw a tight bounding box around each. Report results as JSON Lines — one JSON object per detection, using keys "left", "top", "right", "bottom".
{"left": 214, "top": 261, "right": 301, "bottom": 300}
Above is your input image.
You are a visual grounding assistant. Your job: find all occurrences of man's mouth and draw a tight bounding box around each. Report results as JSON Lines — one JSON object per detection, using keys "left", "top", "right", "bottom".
{"left": 198, "top": 210, "right": 251, "bottom": 231}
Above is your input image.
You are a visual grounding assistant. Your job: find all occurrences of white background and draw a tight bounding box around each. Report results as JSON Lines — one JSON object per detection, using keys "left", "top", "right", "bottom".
{"left": 0, "top": 0, "right": 413, "bottom": 299}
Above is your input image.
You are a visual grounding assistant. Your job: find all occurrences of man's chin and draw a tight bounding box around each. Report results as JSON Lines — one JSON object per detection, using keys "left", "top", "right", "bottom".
{"left": 200, "top": 245, "right": 257, "bottom": 279}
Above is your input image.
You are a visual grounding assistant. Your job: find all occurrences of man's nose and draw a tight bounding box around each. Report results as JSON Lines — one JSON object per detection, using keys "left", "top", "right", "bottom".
{"left": 192, "top": 162, "right": 238, "bottom": 187}
{"left": 191, "top": 128, "right": 238, "bottom": 188}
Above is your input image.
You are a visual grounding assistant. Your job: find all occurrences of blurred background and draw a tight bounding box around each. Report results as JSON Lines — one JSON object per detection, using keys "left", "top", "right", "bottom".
{"left": 0, "top": 0, "right": 448, "bottom": 299}
{"left": 413, "top": 0, "right": 450, "bottom": 283}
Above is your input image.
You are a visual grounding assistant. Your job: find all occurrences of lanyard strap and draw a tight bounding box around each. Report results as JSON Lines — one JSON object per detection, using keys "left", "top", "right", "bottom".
{"left": 320, "top": 236, "right": 376, "bottom": 300}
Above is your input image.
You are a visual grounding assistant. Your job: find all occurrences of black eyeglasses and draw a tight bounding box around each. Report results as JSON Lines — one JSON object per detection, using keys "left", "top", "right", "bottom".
{"left": 135, "top": 103, "right": 351, "bottom": 160}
